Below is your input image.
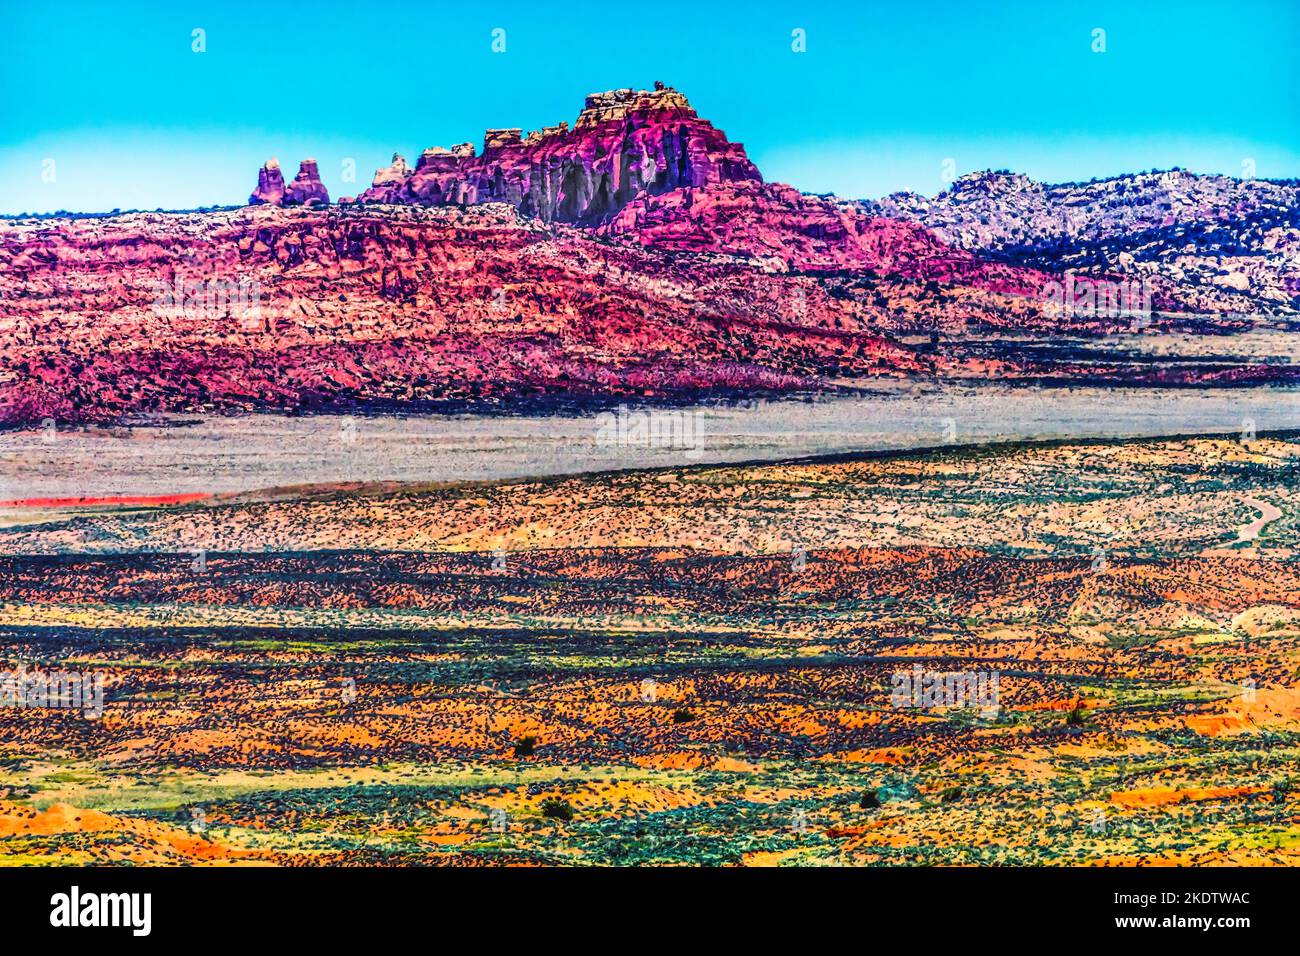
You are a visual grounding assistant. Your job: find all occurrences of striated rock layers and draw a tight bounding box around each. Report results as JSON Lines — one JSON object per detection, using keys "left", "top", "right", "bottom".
{"left": 4, "top": 193, "right": 1218, "bottom": 427}
{"left": 599, "top": 180, "right": 1058, "bottom": 300}
{"left": 355, "top": 85, "right": 761, "bottom": 225}
{"left": 0, "top": 203, "right": 933, "bottom": 424}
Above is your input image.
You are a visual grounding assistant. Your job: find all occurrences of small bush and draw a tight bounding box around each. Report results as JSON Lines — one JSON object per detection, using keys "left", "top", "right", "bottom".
{"left": 671, "top": 708, "right": 696, "bottom": 724}
{"left": 938, "top": 786, "right": 964, "bottom": 804}
{"left": 540, "top": 798, "right": 573, "bottom": 821}
{"left": 859, "top": 790, "right": 881, "bottom": 810}
{"left": 513, "top": 735, "right": 538, "bottom": 757}
{"left": 1065, "top": 703, "right": 1086, "bottom": 727}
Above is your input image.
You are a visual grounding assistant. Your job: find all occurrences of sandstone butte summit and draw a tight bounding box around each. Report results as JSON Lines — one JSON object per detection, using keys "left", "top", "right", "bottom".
{"left": 250, "top": 83, "right": 762, "bottom": 226}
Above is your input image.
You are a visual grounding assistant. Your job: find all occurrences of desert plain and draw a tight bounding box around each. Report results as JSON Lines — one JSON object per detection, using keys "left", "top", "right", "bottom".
{"left": 0, "top": 409, "right": 1297, "bottom": 866}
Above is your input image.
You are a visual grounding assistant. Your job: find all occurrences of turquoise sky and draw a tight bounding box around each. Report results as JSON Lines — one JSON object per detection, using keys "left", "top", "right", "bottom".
{"left": 2, "top": 0, "right": 1297, "bottom": 213}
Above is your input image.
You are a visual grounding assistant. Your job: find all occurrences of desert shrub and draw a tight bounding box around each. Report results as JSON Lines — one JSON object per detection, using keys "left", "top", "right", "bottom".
{"left": 540, "top": 798, "right": 573, "bottom": 821}
{"left": 513, "top": 735, "right": 538, "bottom": 757}
{"left": 671, "top": 708, "right": 696, "bottom": 724}
{"left": 938, "top": 786, "right": 964, "bottom": 804}
{"left": 1065, "top": 703, "right": 1087, "bottom": 727}
{"left": 859, "top": 790, "right": 881, "bottom": 810}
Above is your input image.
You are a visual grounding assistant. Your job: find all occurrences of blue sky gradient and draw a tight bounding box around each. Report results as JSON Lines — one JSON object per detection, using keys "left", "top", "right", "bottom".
{"left": 2, "top": 0, "right": 1297, "bottom": 213}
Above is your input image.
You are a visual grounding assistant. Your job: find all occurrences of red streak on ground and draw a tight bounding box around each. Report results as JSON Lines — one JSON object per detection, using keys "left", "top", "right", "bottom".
{"left": 0, "top": 493, "right": 211, "bottom": 508}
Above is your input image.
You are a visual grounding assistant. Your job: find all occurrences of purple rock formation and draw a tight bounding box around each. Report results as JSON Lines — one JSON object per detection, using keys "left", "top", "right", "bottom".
{"left": 251, "top": 158, "right": 329, "bottom": 206}
{"left": 284, "top": 159, "right": 330, "bottom": 206}
{"left": 249, "top": 158, "right": 286, "bottom": 206}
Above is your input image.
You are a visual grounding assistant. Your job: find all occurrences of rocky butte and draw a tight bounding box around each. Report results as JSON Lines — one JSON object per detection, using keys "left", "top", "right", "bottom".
{"left": 354, "top": 83, "right": 760, "bottom": 225}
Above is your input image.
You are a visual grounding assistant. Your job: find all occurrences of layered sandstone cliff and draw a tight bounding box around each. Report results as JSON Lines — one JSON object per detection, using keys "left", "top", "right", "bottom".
{"left": 0, "top": 204, "right": 932, "bottom": 424}
{"left": 354, "top": 84, "right": 760, "bottom": 225}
